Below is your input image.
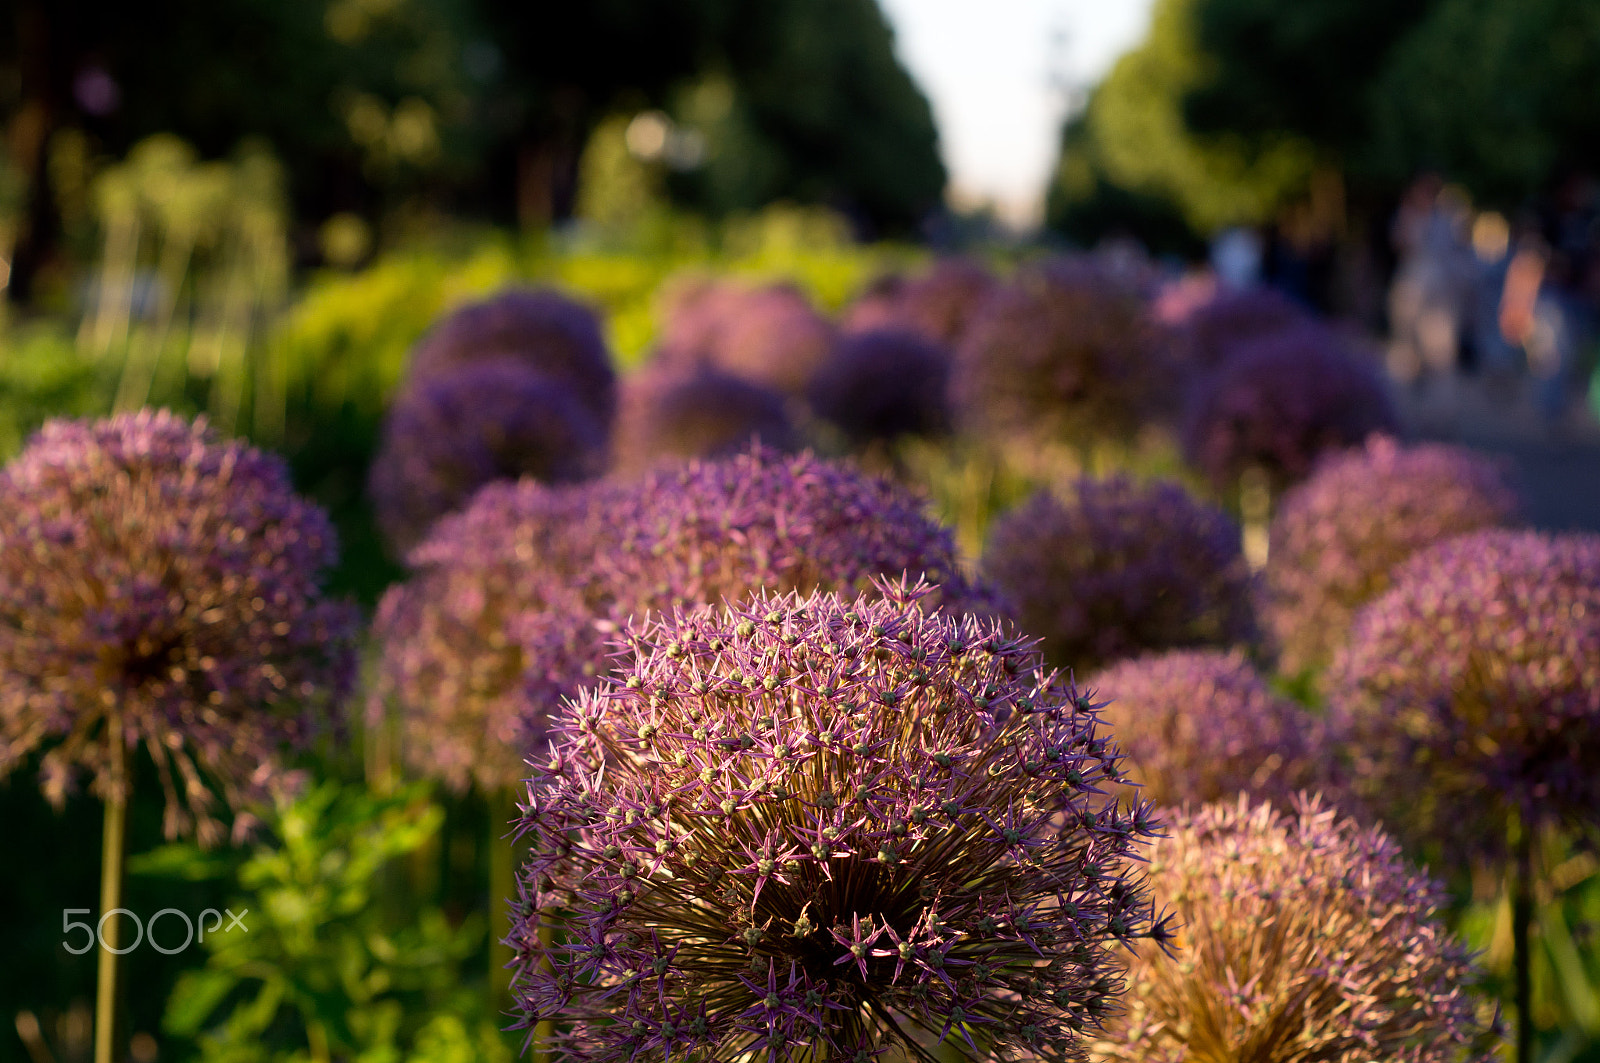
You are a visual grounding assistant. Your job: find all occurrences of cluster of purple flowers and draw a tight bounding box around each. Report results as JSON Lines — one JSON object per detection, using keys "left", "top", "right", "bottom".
{"left": 0, "top": 411, "right": 358, "bottom": 843}
{"left": 368, "top": 288, "right": 617, "bottom": 553}
{"left": 373, "top": 446, "right": 996, "bottom": 793}
{"left": 950, "top": 260, "right": 1163, "bottom": 447}
{"left": 842, "top": 258, "right": 996, "bottom": 347}
{"left": 1182, "top": 324, "right": 1400, "bottom": 493}
{"left": 1096, "top": 796, "right": 1497, "bottom": 1063}
{"left": 610, "top": 366, "right": 799, "bottom": 478}
{"left": 981, "top": 477, "right": 1255, "bottom": 673}
{"left": 509, "top": 582, "right": 1164, "bottom": 1063}
{"left": 1168, "top": 287, "right": 1313, "bottom": 374}
{"left": 1329, "top": 529, "right": 1600, "bottom": 865}
{"left": 806, "top": 327, "right": 952, "bottom": 446}
{"left": 656, "top": 280, "right": 835, "bottom": 399}
{"left": 1088, "top": 650, "right": 1318, "bottom": 810}
{"left": 1266, "top": 436, "right": 1521, "bottom": 676}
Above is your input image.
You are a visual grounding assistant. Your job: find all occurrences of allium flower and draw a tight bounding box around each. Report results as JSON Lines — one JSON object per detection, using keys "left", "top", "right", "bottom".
{"left": 950, "top": 260, "right": 1163, "bottom": 447}
{"left": 1328, "top": 529, "right": 1600, "bottom": 864}
{"left": 1093, "top": 796, "right": 1498, "bottom": 1063}
{"left": 1266, "top": 436, "right": 1520, "bottom": 677}
{"left": 375, "top": 447, "right": 997, "bottom": 791}
{"left": 407, "top": 287, "right": 617, "bottom": 425}
{"left": 1088, "top": 650, "right": 1318, "bottom": 810}
{"left": 658, "top": 281, "right": 834, "bottom": 398}
{"left": 1170, "top": 287, "right": 1313, "bottom": 373}
{"left": 510, "top": 581, "right": 1165, "bottom": 1063}
{"left": 807, "top": 328, "right": 952, "bottom": 446}
{"left": 612, "top": 446, "right": 999, "bottom": 621}
{"left": 1182, "top": 325, "right": 1400, "bottom": 493}
{"left": 368, "top": 360, "right": 608, "bottom": 554}
{"left": 980, "top": 478, "right": 1256, "bottom": 674}
{"left": 370, "top": 480, "right": 617, "bottom": 792}
{"left": 844, "top": 258, "right": 997, "bottom": 346}
{"left": 611, "top": 366, "right": 800, "bottom": 479}
{"left": 0, "top": 411, "right": 358, "bottom": 842}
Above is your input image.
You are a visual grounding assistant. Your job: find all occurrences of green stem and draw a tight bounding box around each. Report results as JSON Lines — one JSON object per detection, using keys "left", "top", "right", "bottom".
{"left": 490, "top": 790, "right": 517, "bottom": 1016}
{"left": 307, "top": 1019, "right": 331, "bottom": 1063}
{"left": 94, "top": 704, "right": 128, "bottom": 1063}
{"left": 1513, "top": 824, "right": 1536, "bottom": 1063}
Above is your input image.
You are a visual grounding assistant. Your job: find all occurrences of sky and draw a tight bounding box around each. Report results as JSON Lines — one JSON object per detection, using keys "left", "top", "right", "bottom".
{"left": 878, "top": 0, "right": 1158, "bottom": 228}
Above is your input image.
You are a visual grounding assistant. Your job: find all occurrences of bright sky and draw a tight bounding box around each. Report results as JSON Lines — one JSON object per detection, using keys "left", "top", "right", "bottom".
{"left": 878, "top": 0, "right": 1157, "bottom": 228}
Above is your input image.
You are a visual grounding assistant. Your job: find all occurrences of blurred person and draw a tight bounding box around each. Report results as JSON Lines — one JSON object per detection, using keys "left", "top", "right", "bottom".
{"left": 1500, "top": 227, "right": 1589, "bottom": 430}
{"left": 1387, "top": 176, "right": 1476, "bottom": 390}
{"left": 1210, "top": 226, "right": 1262, "bottom": 290}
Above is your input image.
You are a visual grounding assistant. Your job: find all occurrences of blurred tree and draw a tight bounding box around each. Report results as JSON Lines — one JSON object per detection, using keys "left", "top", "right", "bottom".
{"left": 1044, "top": 0, "right": 1313, "bottom": 241}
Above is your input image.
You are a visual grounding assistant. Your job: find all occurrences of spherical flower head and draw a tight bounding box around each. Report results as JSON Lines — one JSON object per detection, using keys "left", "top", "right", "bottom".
{"left": 807, "top": 327, "right": 953, "bottom": 446}
{"left": 1182, "top": 324, "right": 1400, "bottom": 493}
{"left": 0, "top": 410, "right": 358, "bottom": 844}
{"left": 1092, "top": 796, "right": 1499, "bottom": 1063}
{"left": 1171, "top": 287, "right": 1313, "bottom": 374}
{"left": 845, "top": 258, "right": 998, "bottom": 347}
{"left": 371, "top": 479, "right": 617, "bottom": 792}
{"left": 613, "top": 445, "right": 1001, "bottom": 621}
{"left": 368, "top": 360, "right": 608, "bottom": 555}
{"left": 950, "top": 260, "right": 1163, "bottom": 447}
{"left": 407, "top": 287, "right": 617, "bottom": 425}
{"left": 657, "top": 280, "right": 835, "bottom": 398}
{"left": 1327, "top": 529, "right": 1600, "bottom": 866}
{"left": 1266, "top": 436, "right": 1520, "bottom": 677}
{"left": 611, "top": 366, "right": 800, "bottom": 478}
{"left": 1088, "top": 650, "right": 1319, "bottom": 810}
{"left": 511, "top": 582, "right": 1163, "bottom": 1063}
{"left": 981, "top": 478, "right": 1256, "bottom": 674}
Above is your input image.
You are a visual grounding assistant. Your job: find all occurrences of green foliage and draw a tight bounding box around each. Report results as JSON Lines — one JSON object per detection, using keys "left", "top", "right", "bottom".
{"left": 155, "top": 782, "right": 506, "bottom": 1063}
{"left": 0, "top": 324, "right": 111, "bottom": 461}
{"left": 1047, "top": 0, "right": 1314, "bottom": 237}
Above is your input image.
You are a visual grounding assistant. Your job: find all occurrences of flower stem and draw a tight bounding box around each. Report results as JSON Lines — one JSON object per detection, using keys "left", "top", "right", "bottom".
{"left": 1513, "top": 825, "right": 1535, "bottom": 1063}
{"left": 490, "top": 790, "right": 517, "bottom": 1016}
{"left": 94, "top": 703, "right": 127, "bottom": 1063}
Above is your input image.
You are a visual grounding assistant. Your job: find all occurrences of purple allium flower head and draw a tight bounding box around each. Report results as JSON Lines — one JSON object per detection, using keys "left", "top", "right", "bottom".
{"left": 657, "top": 280, "right": 835, "bottom": 398}
{"left": 950, "top": 260, "right": 1164, "bottom": 446}
{"left": 1182, "top": 324, "right": 1400, "bottom": 493}
{"left": 0, "top": 411, "right": 358, "bottom": 844}
{"left": 980, "top": 478, "right": 1256, "bottom": 674}
{"left": 407, "top": 287, "right": 617, "bottom": 425}
{"left": 1266, "top": 436, "right": 1520, "bottom": 678}
{"left": 370, "top": 479, "right": 617, "bottom": 792}
{"left": 613, "top": 445, "right": 1000, "bottom": 621}
{"left": 375, "top": 447, "right": 996, "bottom": 791}
{"left": 1327, "top": 529, "right": 1600, "bottom": 865}
{"left": 1170, "top": 287, "right": 1314, "bottom": 374}
{"left": 844, "top": 258, "right": 998, "bottom": 347}
{"left": 510, "top": 580, "right": 1165, "bottom": 1063}
{"left": 611, "top": 366, "right": 800, "bottom": 479}
{"left": 1088, "top": 650, "right": 1319, "bottom": 811}
{"left": 368, "top": 359, "right": 608, "bottom": 555}
{"left": 1093, "top": 795, "right": 1499, "bottom": 1063}
{"left": 807, "top": 327, "right": 953, "bottom": 446}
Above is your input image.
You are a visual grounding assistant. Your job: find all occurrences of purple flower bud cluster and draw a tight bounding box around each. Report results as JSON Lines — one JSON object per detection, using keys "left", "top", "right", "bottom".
{"left": 807, "top": 328, "right": 953, "bottom": 446}
{"left": 368, "top": 360, "right": 609, "bottom": 554}
{"left": 980, "top": 478, "right": 1256, "bottom": 673}
{"left": 657, "top": 280, "right": 835, "bottom": 398}
{"left": 0, "top": 411, "right": 358, "bottom": 844}
{"left": 843, "top": 258, "right": 997, "bottom": 347}
{"left": 374, "top": 447, "right": 997, "bottom": 792}
{"left": 1328, "top": 529, "right": 1600, "bottom": 865}
{"left": 1266, "top": 436, "right": 1520, "bottom": 677}
{"left": 1088, "top": 650, "right": 1318, "bottom": 810}
{"left": 950, "top": 260, "right": 1163, "bottom": 446}
{"left": 611, "top": 366, "right": 799, "bottom": 478}
{"left": 1169, "top": 287, "right": 1313, "bottom": 374}
{"left": 1182, "top": 325, "right": 1400, "bottom": 493}
{"left": 509, "top": 582, "right": 1164, "bottom": 1063}
{"left": 1095, "top": 796, "right": 1498, "bottom": 1063}
{"left": 407, "top": 288, "right": 617, "bottom": 424}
